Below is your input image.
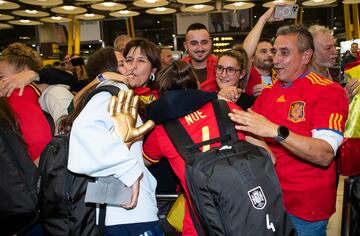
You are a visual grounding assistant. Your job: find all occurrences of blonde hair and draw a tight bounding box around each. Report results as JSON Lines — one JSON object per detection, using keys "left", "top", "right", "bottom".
{"left": 0, "top": 43, "right": 43, "bottom": 72}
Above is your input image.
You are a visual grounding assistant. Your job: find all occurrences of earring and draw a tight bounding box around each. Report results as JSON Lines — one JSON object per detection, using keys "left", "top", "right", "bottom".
{"left": 149, "top": 73, "right": 155, "bottom": 81}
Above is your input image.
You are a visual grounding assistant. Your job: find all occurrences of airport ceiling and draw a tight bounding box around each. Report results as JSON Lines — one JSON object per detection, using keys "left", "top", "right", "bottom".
{"left": 0, "top": 0, "right": 344, "bottom": 25}
{"left": 0, "top": 0, "right": 352, "bottom": 49}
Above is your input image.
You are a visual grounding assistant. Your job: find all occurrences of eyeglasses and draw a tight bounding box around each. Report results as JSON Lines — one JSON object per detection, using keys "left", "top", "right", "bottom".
{"left": 215, "top": 65, "right": 241, "bottom": 76}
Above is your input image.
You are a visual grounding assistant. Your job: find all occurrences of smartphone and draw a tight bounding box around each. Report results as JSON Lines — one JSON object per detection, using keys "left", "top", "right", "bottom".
{"left": 70, "top": 57, "right": 84, "bottom": 66}
{"left": 274, "top": 5, "right": 299, "bottom": 19}
{"left": 261, "top": 76, "right": 272, "bottom": 85}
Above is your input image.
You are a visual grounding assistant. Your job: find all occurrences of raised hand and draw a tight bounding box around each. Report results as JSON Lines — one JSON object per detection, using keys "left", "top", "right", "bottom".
{"left": 109, "top": 90, "right": 155, "bottom": 149}
{"left": 344, "top": 78, "right": 360, "bottom": 101}
{"left": 0, "top": 69, "right": 39, "bottom": 97}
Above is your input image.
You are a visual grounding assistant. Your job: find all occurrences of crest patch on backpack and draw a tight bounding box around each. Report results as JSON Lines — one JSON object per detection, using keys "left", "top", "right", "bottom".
{"left": 248, "top": 186, "right": 267, "bottom": 209}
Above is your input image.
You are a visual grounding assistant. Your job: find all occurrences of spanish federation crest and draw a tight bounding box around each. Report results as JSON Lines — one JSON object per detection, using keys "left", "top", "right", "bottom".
{"left": 248, "top": 186, "right": 267, "bottom": 209}
{"left": 288, "top": 101, "right": 305, "bottom": 123}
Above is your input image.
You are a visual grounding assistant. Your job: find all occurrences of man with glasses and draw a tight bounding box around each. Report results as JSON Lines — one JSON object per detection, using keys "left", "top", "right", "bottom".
{"left": 183, "top": 23, "right": 218, "bottom": 92}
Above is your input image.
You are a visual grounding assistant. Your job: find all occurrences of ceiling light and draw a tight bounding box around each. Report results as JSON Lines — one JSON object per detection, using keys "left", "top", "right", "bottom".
{"left": 110, "top": 10, "right": 140, "bottom": 17}
{"left": 133, "top": 0, "right": 169, "bottom": 8}
{"left": 146, "top": 7, "right": 176, "bottom": 14}
{"left": 182, "top": 4, "right": 214, "bottom": 12}
{"left": 234, "top": 2, "right": 244, "bottom": 6}
{"left": 25, "top": 9, "right": 38, "bottom": 14}
{"left": 51, "top": 16, "right": 62, "bottom": 20}
{"left": 85, "top": 13, "right": 95, "bottom": 17}
{"left": 177, "top": 0, "right": 210, "bottom": 3}
{"left": 0, "top": 1, "right": 5, "bottom": 4}
{"left": 156, "top": 7, "right": 166, "bottom": 11}
{"left": 102, "top": 2, "right": 116, "bottom": 7}
{"left": 20, "top": 19, "right": 30, "bottom": 23}
{"left": 194, "top": 4, "right": 205, "bottom": 9}
{"left": 63, "top": 6, "right": 75, "bottom": 11}
{"left": 19, "top": 0, "right": 62, "bottom": 6}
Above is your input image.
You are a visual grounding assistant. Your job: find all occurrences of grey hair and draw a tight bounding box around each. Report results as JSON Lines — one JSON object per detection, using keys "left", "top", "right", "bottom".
{"left": 308, "top": 24, "right": 333, "bottom": 38}
{"left": 276, "top": 24, "right": 314, "bottom": 53}
{"left": 113, "top": 34, "right": 132, "bottom": 50}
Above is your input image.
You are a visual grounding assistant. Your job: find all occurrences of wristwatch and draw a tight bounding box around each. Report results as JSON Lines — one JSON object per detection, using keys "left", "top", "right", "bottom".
{"left": 275, "top": 126, "right": 289, "bottom": 142}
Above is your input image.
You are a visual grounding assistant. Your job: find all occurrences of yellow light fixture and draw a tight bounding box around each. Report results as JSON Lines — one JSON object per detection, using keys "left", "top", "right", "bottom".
{"left": 133, "top": 0, "right": 169, "bottom": 8}
{"left": 302, "top": 0, "right": 336, "bottom": 6}
{"left": 19, "top": 0, "right": 63, "bottom": 7}
{"left": 262, "top": 1, "right": 295, "bottom": 8}
{"left": 12, "top": 9, "right": 50, "bottom": 17}
{"left": 91, "top": 2, "right": 126, "bottom": 11}
{"left": 109, "top": 10, "right": 140, "bottom": 17}
{"left": 51, "top": 5, "right": 87, "bottom": 14}
{"left": 0, "top": 13, "right": 14, "bottom": 20}
{"left": 177, "top": 0, "right": 210, "bottom": 4}
{"left": 41, "top": 16, "right": 72, "bottom": 23}
{"left": 76, "top": 13, "right": 105, "bottom": 20}
{"left": 224, "top": 2, "right": 255, "bottom": 10}
{"left": 182, "top": 4, "right": 214, "bottom": 13}
{"left": 342, "top": 0, "right": 360, "bottom": 3}
{"left": 9, "top": 19, "right": 43, "bottom": 26}
{"left": 0, "top": 22, "right": 12, "bottom": 29}
{"left": 146, "top": 7, "right": 176, "bottom": 15}
{"left": 0, "top": 0, "right": 20, "bottom": 10}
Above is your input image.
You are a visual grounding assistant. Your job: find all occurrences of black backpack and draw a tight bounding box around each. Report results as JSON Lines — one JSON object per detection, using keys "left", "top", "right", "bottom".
{"left": 38, "top": 85, "right": 120, "bottom": 236}
{"left": 0, "top": 122, "right": 39, "bottom": 235}
{"left": 164, "top": 99, "right": 297, "bottom": 236}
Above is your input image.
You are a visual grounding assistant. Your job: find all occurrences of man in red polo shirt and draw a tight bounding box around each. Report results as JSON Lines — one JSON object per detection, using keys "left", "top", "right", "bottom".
{"left": 183, "top": 23, "right": 218, "bottom": 93}
{"left": 229, "top": 25, "right": 348, "bottom": 236}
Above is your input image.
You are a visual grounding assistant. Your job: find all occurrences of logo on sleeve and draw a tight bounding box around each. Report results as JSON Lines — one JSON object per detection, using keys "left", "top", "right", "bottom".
{"left": 248, "top": 186, "right": 267, "bottom": 209}
{"left": 288, "top": 101, "right": 305, "bottom": 123}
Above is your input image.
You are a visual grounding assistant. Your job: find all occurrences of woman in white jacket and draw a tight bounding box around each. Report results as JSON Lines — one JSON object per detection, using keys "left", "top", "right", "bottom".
{"left": 65, "top": 47, "right": 163, "bottom": 236}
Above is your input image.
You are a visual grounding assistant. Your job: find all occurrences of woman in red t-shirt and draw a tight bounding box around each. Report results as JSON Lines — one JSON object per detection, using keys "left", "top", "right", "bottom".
{"left": 0, "top": 43, "right": 52, "bottom": 165}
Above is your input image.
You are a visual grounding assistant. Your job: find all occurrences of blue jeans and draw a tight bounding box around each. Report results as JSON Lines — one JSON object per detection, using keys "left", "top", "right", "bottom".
{"left": 104, "top": 221, "right": 164, "bottom": 236}
{"left": 288, "top": 214, "right": 328, "bottom": 236}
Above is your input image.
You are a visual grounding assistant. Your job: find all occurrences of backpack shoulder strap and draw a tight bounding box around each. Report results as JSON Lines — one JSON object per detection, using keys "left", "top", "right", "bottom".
{"left": 163, "top": 118, "right": 195, "bottom": 158}
{"left": 84, "top": 84, "right": 122, "bottom": 106}
{"left": 211, "top": 99, "right": 239, "bottom": 143}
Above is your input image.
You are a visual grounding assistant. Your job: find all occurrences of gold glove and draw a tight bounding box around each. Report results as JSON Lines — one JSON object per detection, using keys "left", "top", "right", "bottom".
{"left": 109, "top": 90, "right": 155, "bottom": 149}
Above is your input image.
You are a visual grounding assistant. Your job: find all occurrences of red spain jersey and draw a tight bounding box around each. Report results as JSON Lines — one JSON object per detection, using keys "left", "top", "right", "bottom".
{"left": 143, "top": 100, "right": 245, "bottom": 236}
{"left": 7, "top": 85, "right": 52, "bottom": 161}
{"left": 252, "top": 71, "right": 348, "bottom": 221}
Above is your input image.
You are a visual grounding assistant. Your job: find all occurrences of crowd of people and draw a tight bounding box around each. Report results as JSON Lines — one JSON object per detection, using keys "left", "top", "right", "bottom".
{"left": 0, "top": 5, "right": 359, "bottom": 236}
